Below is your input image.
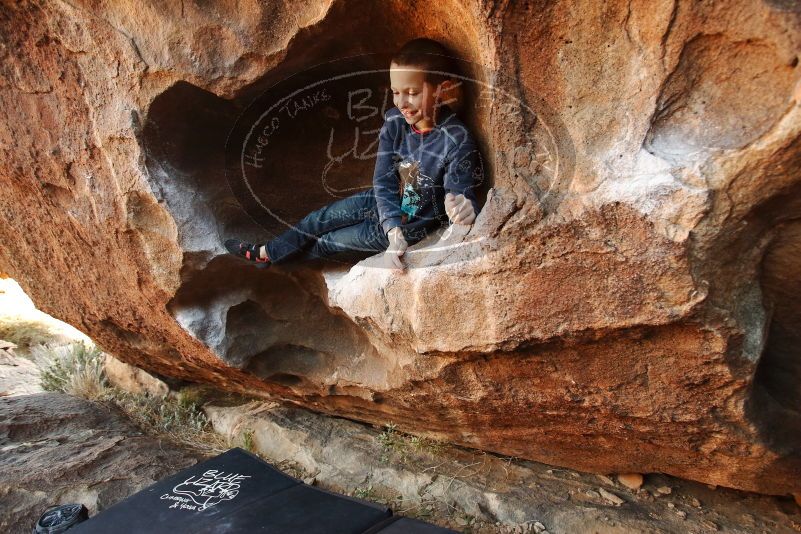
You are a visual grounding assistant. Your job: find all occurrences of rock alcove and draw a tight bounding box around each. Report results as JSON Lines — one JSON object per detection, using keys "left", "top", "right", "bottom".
{"left": 140, "top": 2, "right": 497, "bottom": 395}
{"left": 2, "top": 0, "right": 800, "bottom": 496}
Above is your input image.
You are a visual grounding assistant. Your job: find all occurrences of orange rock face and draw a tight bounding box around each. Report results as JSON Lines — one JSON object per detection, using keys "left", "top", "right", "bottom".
{"left": 1, "top": 0, "right": 800, "bottom": 494}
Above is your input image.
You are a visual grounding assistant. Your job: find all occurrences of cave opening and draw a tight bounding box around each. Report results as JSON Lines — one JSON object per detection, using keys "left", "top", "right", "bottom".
{"left": 140, "top": 0, "right": 491, "bottom": 380}
{"left": 747, "top": 182, "right": 801, "bottom": 451}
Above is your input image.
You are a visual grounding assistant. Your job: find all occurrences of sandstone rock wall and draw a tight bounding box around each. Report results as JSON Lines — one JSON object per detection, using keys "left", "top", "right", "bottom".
{"left": 1, "top": 0, "right": 800, "bottom": 494}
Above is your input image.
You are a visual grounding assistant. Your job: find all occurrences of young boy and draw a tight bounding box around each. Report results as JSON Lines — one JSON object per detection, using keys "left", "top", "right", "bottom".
{"left": 225, "top": 38, "right": 484, "bottom": 271}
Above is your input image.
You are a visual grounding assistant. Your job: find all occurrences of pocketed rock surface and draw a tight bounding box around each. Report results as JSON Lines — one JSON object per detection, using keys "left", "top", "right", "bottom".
{"left": 1, "top": 0, "right": 800, "bottom": 495}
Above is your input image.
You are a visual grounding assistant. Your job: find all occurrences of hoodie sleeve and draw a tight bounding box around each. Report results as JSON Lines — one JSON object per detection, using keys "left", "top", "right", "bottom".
{"left": 372, "top": 112, "right": 403, "bottom": 235}
{"left": 443, "top": 127, "right": 484, "bottom": 217}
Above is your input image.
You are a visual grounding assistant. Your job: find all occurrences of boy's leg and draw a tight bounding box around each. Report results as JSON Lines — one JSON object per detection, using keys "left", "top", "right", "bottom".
{"left": 290, "top": 215, "right": 390, "bottom": 264}
{"left": 264, "top": 188, "right": 377, "bottom": 264}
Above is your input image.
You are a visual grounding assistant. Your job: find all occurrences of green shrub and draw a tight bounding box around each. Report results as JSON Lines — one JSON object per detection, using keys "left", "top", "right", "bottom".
{"left": 242, "top": 428, "right": 255, "bottom": 452}
{"left": 40, "top": 342, "right": 106, "bottom": 398}
{"left": 108, "top": 387, "right": 226, "bottom": 454}
{"left": 378, "top": 422, "right": 443, "bottom": 464}
{"left": 353, "top": 485, "right": 375, "bottom": 500}
{"left": 176, "top": 385, "right": 207, "bottom": 409}
{"left": 39, "top": 342, "right": 225, "bottom": 454}
{"left": 112, "top": 389, "right": 208, "bottom": 434}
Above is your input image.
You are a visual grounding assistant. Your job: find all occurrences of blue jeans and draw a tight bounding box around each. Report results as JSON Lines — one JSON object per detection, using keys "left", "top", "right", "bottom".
{"left": 264, "top": 188, "right": 392, "bottom": 264}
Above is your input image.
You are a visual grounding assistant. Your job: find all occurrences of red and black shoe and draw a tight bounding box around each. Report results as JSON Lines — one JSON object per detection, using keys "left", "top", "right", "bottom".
{"left": 224, "top": 239, "right": 271, "bottom": 268}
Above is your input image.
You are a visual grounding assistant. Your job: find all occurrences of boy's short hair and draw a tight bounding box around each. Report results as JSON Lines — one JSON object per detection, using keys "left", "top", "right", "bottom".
{"left": 391, "top": 38, "right": 459, "bottom": 86}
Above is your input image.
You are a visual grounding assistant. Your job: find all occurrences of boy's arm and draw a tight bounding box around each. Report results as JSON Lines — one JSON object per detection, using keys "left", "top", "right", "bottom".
{"left": 443, "top": 128, "right": 483, "bottom": 217}
{"left": 372, "top": 114, "right": 403, "bottom": 235}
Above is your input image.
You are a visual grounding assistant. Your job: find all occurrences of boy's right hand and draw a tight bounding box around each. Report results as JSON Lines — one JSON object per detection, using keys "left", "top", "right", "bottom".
{"left": 384, "top": 227, "right": 408, "bottom": 271}
{"left": 445, "top": 192, "right": 476, "bottom": 225}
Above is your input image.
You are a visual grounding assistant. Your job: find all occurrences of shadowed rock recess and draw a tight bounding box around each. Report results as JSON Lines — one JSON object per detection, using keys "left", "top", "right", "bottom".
{"left": 1, "top": 0, "right": 800, "bottom": 495}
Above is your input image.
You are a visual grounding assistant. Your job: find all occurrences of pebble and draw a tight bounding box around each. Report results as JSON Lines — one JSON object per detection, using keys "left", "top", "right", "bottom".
{"left": 656, "top": 485, "right": 672, "bottom": 495}
{"left": 690, "top": 497, "right": 701, "bottom": 508}
{"left": 599, "top": 488, "right": 625, "bottom": 506}
{"left": 303, "top": 476, "right": 316, "bottom": 485}
{"left": 596, "top": 474, "right": 615, "bottom": 486}
{"left": 533, "top": 521, "right": 546, "bottom": 533}
{"left": 617, "top": 473, "right": 644, "bottom": 490}
{"left": 667, "top": 502, "right": 675, "bottom": 509}
{"left": 676, "top": 510, "right": 687, "bottom": 519}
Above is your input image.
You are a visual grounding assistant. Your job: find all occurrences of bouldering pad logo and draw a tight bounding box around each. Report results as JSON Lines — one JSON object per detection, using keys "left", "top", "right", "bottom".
{"left": 161, "top": 469, "right": 251, "bottom": 512}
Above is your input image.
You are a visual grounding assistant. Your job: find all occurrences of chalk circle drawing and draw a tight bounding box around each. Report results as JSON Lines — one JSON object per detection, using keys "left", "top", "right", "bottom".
{"left": 224, "top": 53, "right": 575, "bottom": 268}
{"left": 170, "top": 469, "right": 251, "bottom": 512}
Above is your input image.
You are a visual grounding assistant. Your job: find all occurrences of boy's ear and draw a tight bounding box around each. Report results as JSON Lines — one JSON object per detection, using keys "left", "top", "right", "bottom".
{"left": 436, "top": 79, "right": 461, "bottom": 109}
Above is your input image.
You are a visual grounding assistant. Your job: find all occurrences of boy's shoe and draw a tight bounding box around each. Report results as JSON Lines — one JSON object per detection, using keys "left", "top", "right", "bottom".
{"left": 224, "top": 239, "right": 271, "bottom": 268}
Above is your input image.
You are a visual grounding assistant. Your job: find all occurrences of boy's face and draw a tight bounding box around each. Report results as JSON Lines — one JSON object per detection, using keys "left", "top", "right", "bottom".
{"left": 389, "top": 62, "right": 440, "bottom": 129}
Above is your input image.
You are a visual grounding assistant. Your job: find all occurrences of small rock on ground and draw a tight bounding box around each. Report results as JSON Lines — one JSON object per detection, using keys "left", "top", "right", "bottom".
{"left": 599, "top": 488, "right": 626, "bottom": 506}
{"left": 617, "top": 473, "right": 644, "bottom": 490}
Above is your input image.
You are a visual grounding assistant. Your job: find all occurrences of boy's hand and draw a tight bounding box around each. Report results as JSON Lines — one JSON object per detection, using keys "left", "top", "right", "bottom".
{"left": 445, "top": 192, "right": 476, "bottom": 225}
{"left": 384, "top": 227, "right": 408, "bottom": 271}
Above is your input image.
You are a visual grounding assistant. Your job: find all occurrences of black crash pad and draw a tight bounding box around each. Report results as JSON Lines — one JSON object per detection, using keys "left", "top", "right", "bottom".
{"left": 197, "top": 483, "right": 391, "bottom": 533}
{"left": 72, "top": 448, "right": 300, "bottom": 533}
{"left": 70, "top": 448, "right": 454, "bottom": 533}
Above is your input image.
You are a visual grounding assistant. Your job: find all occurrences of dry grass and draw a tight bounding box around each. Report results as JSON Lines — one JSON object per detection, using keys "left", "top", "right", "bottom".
{"left": 109, "top": 388, "right": 229, "bottom": 456}
{"left": 241, "top": 428, "right": 256, "bottom": 452}
{"left": 65, "top": 365, "right": 108, "bottom": 400}
{"left": 40, "top": 342, "right": 106, "bottom": 394}
{"left": 38, "top": 343, "right": 228, "bottom": 456}
{"left": 0, "top": 317, "right": 55, "bottom": 348}
{"left": 377, "top": 422, "right": 444, "bottom": 464}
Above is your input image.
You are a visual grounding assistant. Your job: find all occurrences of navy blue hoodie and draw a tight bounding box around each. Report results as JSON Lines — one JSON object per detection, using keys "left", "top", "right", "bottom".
{"left": 372, "top": 104, "right": 484, "bottom": 243}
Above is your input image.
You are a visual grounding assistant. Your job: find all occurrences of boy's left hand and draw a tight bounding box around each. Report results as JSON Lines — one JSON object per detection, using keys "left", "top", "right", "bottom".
{"left": 384, "top": 227, "right": 408, "bottom": 271}
{"left": 445, "top": 192, "right": 476, "bottom": 225}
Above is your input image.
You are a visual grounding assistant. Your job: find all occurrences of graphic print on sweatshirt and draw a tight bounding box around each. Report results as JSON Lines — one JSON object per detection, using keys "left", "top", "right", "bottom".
{"left": 397, "top": 159, "right": 435, "bottom": 224}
